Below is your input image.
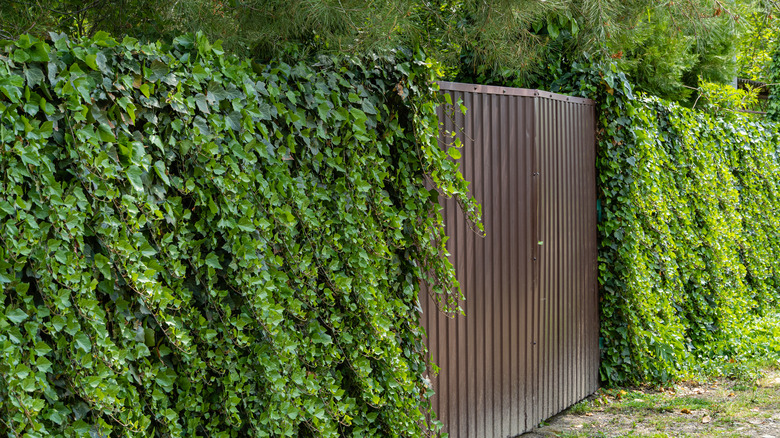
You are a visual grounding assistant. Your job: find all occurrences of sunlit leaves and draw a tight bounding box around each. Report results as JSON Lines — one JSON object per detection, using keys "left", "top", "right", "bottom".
{"left": 573, "top": 62, "right": 780, "bottom": 386}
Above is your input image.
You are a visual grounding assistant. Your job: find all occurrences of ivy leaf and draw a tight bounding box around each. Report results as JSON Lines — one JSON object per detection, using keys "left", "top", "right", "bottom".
{"left": 155, "top": 369, "right": 176, "bottom": 392}
{"left": 150, "top": 60, "right": 169, "bottom": 80}
{"left": 94, "top": 253, "right": 112, "bottom": 278}
{"left": 0, "top": 76, "right": 24, "bottom": 102}
{"left": 361, "top": 99, "right": 377, "bottom": 115}
{"left": 126, "top": 102, "right": 136, "bottom": 124}
{"left": 13, "top": 49, "right": 30, "bottom": 63}
{"left": 195, "top": 94, "right": 209, "bottom": 113}
{"left": 350, "top": 108, "right": 367, "bottom": 123}
{"left": 355, "top": 180, "right": 371, "bottom": 192}
{"left": 15, "top": 34, "right": 33, "bottom": 49}
{"left": 6, "top": 308, "right": 28, "bottom": 324}
{"left": 85, "top": 54, "right": 99, "bottom": 71}
{"left": 205, "top": 253, "right": 222, "bottom": 269}
{"left": 98, "top": 124, "right": 116, "bottom": 142}
{"left": 311, "top": 330, "right": 332, "bottom": 345}
{"left": 92, "top": 31, "right": 118, "bottom": 47}
{"left": 74, "top": 333, "right": 92, "bottom": 352}
{"left": 153, "top": 160, "right": 170, "bottom": 185}
{"left": 547, "top": 19, "right": 560, "bottom": 39}
{"left": 95, "top": 52, "right": 109, "bottom": 73}
{"left": 226, "top": 111, "right": 241, "bottom": 131}
{"left": 125, "top": 166, "right": 144, "bottom": 191}
{"left": 35, "top": 341, "right": 52, "bottom": 356}
{"left": 317, "top": 102, "right": 330, "bottom": 120}
{"left": 173, "top": 34, "right": 195, "bottom": 49}
{"left": 24, "top": 66, "right": 44, "bottom": 87}
{"left": 37, "top": 356, "right": 53, "bottom": 373}
{"left": 285, "top": 90, "right": 297, "bottom": 105}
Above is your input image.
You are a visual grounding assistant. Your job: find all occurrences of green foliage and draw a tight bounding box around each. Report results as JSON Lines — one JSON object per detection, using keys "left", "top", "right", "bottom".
{"left": 766, "top": 44, "right": 780, "bottom": 121}
{"left": 458, "top": 1, "right": 746, "bottom": 106}
{"left": 558, "top": 61, "right": 780, "bottom": 386}
{"left": 594, "top": 3, "right": 741, "bottom": 103}
{"left": 696, "top": 78, "right": 761, "bottom": 118}
{"left": 737, "top": 10, "right": 780, "bottom": 82}
{"left": 0, "top": 0, "right": 748, "bottom": 103}
{"left": 610, "top": 16, "right": 699, "bottom": 102}
{"left": 160, "top": 0, "right": 421, "bottom": 61}
{"left": 739, "top": 311, "right": 780, "bottom": 364}
{"left": 0, "top": 32, "right": 479, "bottom": 436}
{"left": 0, "top": 0, "right": 165, "bottom": 41}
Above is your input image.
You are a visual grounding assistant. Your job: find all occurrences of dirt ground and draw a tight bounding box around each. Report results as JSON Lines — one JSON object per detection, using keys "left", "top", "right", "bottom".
{"left": 520, "top": 369, "right": 780, "bottom": 438}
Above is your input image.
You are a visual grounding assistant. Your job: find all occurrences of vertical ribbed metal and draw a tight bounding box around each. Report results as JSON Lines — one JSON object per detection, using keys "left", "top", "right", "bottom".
{"left": 423, "top": 82, "right": 598, "bottom": 437}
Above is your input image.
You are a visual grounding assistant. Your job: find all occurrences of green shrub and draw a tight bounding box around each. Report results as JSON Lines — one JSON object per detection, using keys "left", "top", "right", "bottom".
{"left": 696, "top": 78, "right": 761, "bottom": 119}
{"left": 0, "top": 32, "right": 479, "bottom": 437}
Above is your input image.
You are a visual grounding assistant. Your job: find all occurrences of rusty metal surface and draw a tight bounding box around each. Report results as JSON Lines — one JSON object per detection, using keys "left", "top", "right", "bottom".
{"left": 422, "top": 82, "right": 599, "bottom": 437}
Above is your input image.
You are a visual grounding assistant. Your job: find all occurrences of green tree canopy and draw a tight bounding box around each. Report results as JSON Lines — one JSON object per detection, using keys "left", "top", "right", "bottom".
{"left": 737, "top": 4, "right": 780, "bottom": 82}
{"left": 1, "top": 0, "right": 768, "bottom": 103}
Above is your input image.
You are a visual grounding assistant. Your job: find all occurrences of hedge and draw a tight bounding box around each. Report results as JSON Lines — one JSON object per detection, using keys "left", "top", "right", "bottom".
{"left": 0, "top": 32, "right": 480, "bottom": 437}
{"left": 561, "top": 64, "right": 780, "bottom": 385}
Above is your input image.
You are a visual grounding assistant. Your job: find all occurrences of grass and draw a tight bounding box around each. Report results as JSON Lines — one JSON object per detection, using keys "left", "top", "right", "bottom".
{"left": 528, "top": 365, "right": 780, "bottom": 437}
{"left": 593, "top": 390, "right": 716, "bottom": 413}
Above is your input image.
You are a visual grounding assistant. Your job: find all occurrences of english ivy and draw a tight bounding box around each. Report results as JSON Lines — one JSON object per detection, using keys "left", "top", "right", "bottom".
{"left": 560, "top": 62, "right": 780, "bottom": 385}
{"left": 766, "top": 45, "right": 780, "bottom": 122}
{"left": 0, "top": 32, "right": 480, "bottom": 437}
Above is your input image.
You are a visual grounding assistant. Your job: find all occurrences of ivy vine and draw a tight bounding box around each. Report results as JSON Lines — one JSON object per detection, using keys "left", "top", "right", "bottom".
{"left": 0, "top": 32, "right": 480, "bottom": 437}
{"left": 558, "top": 62, "right": 780, "bottom": 385}
{"left": 766, "top": 44, "right": 780, "bottom": 122}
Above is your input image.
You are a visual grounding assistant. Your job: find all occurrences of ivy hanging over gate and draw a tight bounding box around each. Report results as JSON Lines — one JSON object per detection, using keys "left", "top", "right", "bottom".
{"left": 0, "top": 32, "right": 480, "bottom": 437}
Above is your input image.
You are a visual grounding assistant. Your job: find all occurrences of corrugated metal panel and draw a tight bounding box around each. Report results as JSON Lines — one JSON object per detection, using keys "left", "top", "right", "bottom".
{"left": 423, "top": 82, "right": 598, "bottom": 437}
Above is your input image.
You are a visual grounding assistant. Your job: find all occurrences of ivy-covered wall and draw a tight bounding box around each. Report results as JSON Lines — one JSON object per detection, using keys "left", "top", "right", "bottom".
{"left": 0, "top": 33, "right": 479, "bottom": 437}
{"left": 767, "top": 45, "right": 780, "bottom": 122}
{"left": 570, "top": 66, "right": 780, "bottom": 385}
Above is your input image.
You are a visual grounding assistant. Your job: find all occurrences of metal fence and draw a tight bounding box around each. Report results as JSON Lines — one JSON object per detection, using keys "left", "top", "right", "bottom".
{"left": 421, "top": 82, "right": 599, "bottom": 437}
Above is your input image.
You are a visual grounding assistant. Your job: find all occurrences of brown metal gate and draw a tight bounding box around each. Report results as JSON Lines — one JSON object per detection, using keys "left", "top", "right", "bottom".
{"left": 422, "top": 82, "right": 599, "bottom": 437}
